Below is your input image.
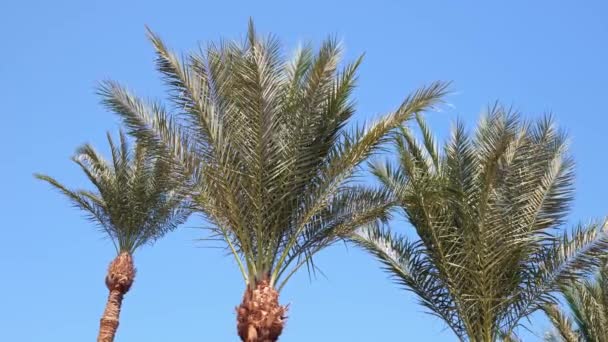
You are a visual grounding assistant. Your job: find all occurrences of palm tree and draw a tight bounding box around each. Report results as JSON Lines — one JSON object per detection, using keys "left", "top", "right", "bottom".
{"left": 353, "top": 106, "right": 608, "bottom": 341}
{"left": 98, "top": 20, "right": 448, "bottom": 341}
{"left": 543, "top": 263, "right": 608, "bottom": 342}
{"left": 35, "top": 132, "right": 190, "bottom": 342}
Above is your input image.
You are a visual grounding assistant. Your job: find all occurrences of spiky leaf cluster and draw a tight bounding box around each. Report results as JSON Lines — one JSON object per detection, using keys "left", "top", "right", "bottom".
{"left": 353, "top": 106, "right": 608, "bottom": 341}
{"left": 36, "top": 132, "right": 191, "bottom": 254}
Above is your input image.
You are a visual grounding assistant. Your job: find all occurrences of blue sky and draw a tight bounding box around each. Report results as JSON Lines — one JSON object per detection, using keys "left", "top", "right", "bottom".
{"left": 1, "top": 1, "right": 607, "bottom": 341}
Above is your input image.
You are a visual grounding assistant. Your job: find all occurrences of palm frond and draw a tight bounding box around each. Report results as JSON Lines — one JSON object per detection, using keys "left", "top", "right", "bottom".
{"left": 542, "top": 304, "right": 580, "bottom": 342}
{"left": 544, "top": 261, "right": 608, "bottom": 342}
{"left": 352, "top": 224, "right": 467, "bottom": 339}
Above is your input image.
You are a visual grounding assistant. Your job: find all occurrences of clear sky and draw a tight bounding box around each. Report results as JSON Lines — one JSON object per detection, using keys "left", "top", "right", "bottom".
{"left": 1, "top": 1, "right": 607, "bottom": 341}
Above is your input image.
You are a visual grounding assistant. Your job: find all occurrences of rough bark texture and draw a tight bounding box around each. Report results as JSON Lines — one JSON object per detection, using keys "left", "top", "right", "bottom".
{"left": 97, "top": 252, "right": 135, "bottom": 342}
{"left": 236, "top": 279, "right": 287, "bottom": 342}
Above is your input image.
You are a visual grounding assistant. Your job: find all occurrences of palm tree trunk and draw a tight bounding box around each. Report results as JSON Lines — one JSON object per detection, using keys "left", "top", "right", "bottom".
{"left": 97, "top": 252, "right": 135, "bottom": 342}
{"left": 98, "top": 289, "right": 124, "bottom": 342}
{"left": 236, "top": 279, "right": 287, "bottom": 342}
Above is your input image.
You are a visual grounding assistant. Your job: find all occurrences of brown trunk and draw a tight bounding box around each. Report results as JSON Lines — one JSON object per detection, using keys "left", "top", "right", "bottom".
{"left": 236, "top": 279, "right": 287, "bottom": 342}
{"left": 97, "top": 252, "right": 136, "bottom": 342}
{"left": 98, "top": 289, "right": 124, "bottom": 342}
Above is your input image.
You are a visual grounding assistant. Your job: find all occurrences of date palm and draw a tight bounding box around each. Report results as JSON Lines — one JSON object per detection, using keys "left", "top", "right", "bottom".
{"left": 98, "top": 21, "right": 447, "bottom": 341}
{"left": 35, "top": 132, "right": 190, "bottom": 342}
{"left": 353, "top": 106, "right": 608, "bottom": 341}
{"left": 543, "top": 263, "right": 608, "bottom": 342}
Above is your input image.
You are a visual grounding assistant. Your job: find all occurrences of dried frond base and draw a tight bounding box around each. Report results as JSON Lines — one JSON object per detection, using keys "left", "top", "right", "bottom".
{"left": 236, "top": 280, "right": 287, "bottom": 342}
{"left": 105, "top": 252, "right": 136, "bottom": 292}
{"left": 98, "top": 252, "right": 136, "bottom": 342}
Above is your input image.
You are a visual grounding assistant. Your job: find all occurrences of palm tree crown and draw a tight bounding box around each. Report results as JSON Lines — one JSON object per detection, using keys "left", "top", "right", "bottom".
{"left": 98, "top": 21, "right": 447, "bottom": 340}
{"left": 354, "top": 106, "right": 608, "bottom": 341}
{"left": 36, "top": 131, "right": 190, "bottom": 254}
{"left": 101, "top": 21, "right": 446, "bottom": 289}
